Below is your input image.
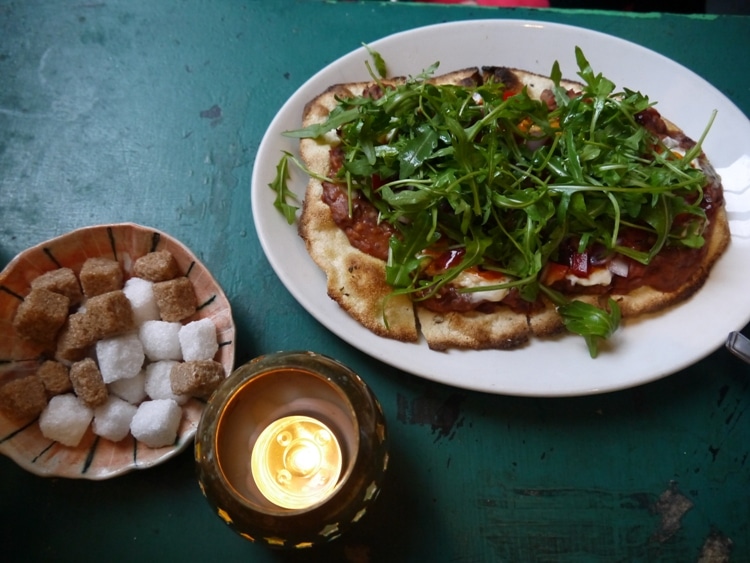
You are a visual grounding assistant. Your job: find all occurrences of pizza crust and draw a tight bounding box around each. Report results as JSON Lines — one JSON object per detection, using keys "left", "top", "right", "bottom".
{"left": 296, "top": 67, "right": 730, "bottom": 351}
{"left": 614, "top": 206, "right": 730, "bottom": 318}
{"left": 416, "top": 306, "right": 531, "bottom": 351}
{"left": 298, "top": 82, "right": 419, "bottom": 342}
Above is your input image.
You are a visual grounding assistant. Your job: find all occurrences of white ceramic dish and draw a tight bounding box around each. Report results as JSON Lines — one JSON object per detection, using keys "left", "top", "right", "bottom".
{"left": 251, "top": 20, "right": 750, "bottom": 397}
{"left": 0, "top": 223, "right": 235, "bottom": 478}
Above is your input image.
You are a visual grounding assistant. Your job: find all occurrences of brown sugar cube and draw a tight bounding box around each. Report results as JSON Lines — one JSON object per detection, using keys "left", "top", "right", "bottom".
{"left": 133, "top": 250, "right": 181, "bottom": 282}
{"left": 55, "top": 312, "right": 98, "bottom": 363}
{"left": 153, "top": 277, "right": 197, "bottom": 322}
{"left": 37, "top": 360, "right": 73, "bottom": 396}
{"left": 69, "top": 358, "right": 108, "bottom": 408}
{"left": 170, "top": 360, "right": 225, "bottom": 399}
{"left": 13, "top": 288, "right": 70, "bottom": 344}
{"left": 79, "top": 257, "right": 123, "bottom": 297}
{"left": 84, "top": 290, "right": 135, "bottom": 339}
{"left": 30, "top": 267, "right": 83, "bottom": 307}
{"left": 0, "top": 375, "right": 48, "bottom": 422}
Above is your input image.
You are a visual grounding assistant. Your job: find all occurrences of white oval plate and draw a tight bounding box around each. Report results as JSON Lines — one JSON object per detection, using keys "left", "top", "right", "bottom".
{"left": 0, "top": 223, "right": 235, "bottom": 478}
{"left": 251, "top": 20, "right": 750, "bottom": 397}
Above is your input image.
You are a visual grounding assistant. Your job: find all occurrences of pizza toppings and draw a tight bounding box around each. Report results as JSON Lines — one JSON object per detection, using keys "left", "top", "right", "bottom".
{"left": 321, "top": 181, "right": 396, "bottom": 261}
{"left": 273, "top": 48, "right": 728, "bottom": 357}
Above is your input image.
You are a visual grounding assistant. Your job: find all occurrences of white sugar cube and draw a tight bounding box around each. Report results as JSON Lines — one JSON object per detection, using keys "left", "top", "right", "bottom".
{"left": 123, "top": 277, "right": 160, "bottom": 325}
{"left": 179, "top": 318, "right": 219, "bottom": 361}
{"left": 93, "top": 396, "right": 138, "bottom": 442}
{"left": 108, "top": 369, "right": 147, "bottom": 404}
{"left": 145, "top": 360, "right": 188, "bottom": 404}
{"left": 39, "top": 394, "right": 93, "bottom": 447}
{"left": 130, "top": 399, "right": 182, "bottom": 448}
{"left": 96, "top": 333, "right": 145, "bottom": 383}
{"left": 139, "top": 320, "right": 182, "bottom": 361}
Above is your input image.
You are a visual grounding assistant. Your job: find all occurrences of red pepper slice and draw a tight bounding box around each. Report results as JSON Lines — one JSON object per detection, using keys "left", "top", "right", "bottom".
{"left": 542, "top": 262, "right": 569, "bottom": 285}
{"left": 570, "top": 251, "right": 589, "bottom": 277}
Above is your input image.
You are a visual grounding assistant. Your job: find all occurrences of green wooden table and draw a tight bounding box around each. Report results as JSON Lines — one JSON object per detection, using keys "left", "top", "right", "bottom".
{"left": 1, "top": 1, "right": 748, "bottom": 561}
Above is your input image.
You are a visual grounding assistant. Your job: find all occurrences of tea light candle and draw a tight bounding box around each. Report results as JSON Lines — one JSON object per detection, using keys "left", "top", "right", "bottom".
{"left": 195, "top": 351, "right": 389, "bottom": 549}
{"left": 250, "top": 415, "right": 342, "bottom": 509}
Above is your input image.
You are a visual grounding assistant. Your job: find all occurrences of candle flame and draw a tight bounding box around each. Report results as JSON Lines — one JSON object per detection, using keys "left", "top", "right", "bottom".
{"left": 250, "top": 415, "right": 343, "bottom": 509}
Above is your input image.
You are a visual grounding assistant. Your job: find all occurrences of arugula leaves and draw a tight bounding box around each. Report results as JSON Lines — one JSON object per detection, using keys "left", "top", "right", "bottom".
{"left": 541, "top": 286, "right": 621, "bottom": 359}
{"left": 363, "top": 43, "right": 388, "bottom": 79}
{"left": 270, "top": 47, "right": 713, "bottom": 357}
{"left": 269, "top": 153, "right": 299, "bottom": 224}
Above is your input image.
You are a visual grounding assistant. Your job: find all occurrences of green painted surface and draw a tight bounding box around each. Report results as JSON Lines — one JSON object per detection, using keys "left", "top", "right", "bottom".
{"left": 1, "top": 1, "right": 749, "bottom": 561}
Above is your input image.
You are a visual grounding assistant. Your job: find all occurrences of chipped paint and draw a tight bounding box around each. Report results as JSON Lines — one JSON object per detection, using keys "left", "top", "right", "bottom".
{"left": 199, "top": 104, "right": 222, "bottom": 120}
{"left": 697, "top": 531, "right": 733, "bottom": 563}
{"left": 510, "top": 6, "right": 720, "bottom": 21}
{"left": 651, "top": 484, "right": 693, "bottom": 542}
{"left": 396, "top": 392, "right": 465, "bottom": 440}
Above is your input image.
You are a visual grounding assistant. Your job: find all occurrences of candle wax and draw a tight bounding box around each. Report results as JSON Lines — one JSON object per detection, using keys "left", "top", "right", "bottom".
{"left": 250, "top": 415, "right": 343, "bottom": 509}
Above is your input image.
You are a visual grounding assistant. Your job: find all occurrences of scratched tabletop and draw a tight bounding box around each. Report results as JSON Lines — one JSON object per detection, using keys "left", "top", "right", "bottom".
{"left": 1, "top": 1, "right": 749, "bottom": 562}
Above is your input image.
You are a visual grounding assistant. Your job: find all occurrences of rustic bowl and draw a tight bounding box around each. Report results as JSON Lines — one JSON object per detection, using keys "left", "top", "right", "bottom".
{"left": 0, "top": 223, "right": 235, "bottom": 479}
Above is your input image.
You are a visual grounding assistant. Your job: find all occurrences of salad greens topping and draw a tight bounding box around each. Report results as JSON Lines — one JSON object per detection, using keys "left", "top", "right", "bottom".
{"left": 271, "top": 47, "right": 713, "bottom": 357}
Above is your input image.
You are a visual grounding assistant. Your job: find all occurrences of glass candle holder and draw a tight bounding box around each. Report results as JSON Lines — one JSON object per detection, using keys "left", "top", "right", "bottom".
{"left": 195, "top": 351, "right": 389, "bottom": 549}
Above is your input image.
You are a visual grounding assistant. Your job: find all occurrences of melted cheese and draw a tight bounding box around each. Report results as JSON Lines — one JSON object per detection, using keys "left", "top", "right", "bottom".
{"left": 454, "top": 271, "right": 510, "bottom": 303}
{"left": 565, "top": 267, "right": 612, "bottom": 287}
{"left": 663, "top": 137, "right": 700, "bottom": 169}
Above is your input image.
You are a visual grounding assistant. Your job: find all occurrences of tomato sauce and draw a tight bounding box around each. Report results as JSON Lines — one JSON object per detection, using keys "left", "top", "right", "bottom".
{"left": 321, "top": 181, "right": 396, "bottom": 262}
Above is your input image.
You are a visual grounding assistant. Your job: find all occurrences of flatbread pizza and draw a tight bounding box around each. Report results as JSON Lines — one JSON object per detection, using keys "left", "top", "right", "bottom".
{"left": 274, "top": 48, "right": 729, "bottom": 357}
